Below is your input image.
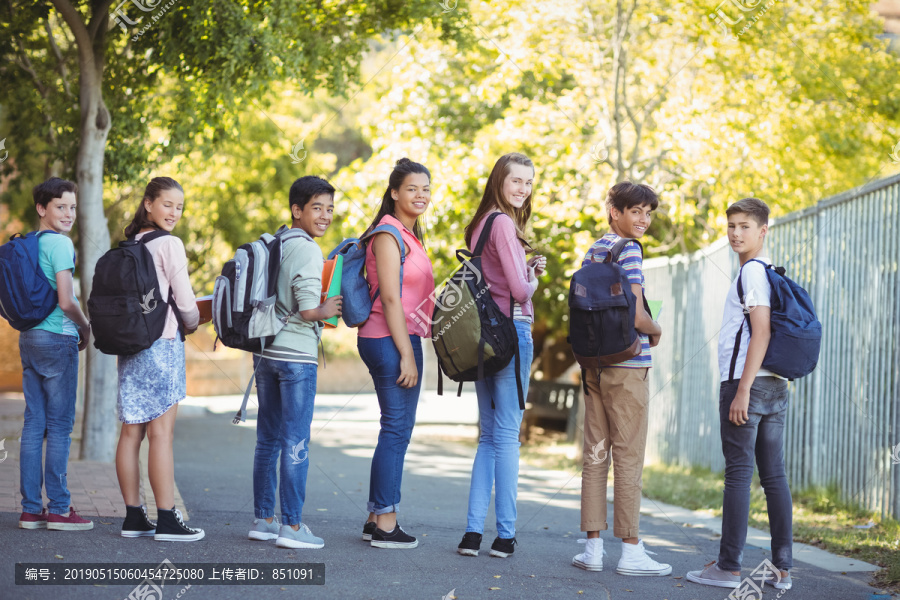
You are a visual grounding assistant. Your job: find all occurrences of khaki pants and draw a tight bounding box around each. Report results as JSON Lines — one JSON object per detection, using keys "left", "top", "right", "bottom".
{"left": 580, "top": 366, "right": 649, "bottom": 538}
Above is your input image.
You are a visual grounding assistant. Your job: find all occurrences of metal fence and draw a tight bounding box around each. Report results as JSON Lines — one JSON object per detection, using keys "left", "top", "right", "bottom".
{"left": 642, "top": 173, "right": 900, "bottom": 519}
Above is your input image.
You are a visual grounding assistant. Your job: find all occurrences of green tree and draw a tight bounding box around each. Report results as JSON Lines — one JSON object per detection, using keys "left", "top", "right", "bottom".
{"left": 329, "top": 0, "right": 900, "bottom": 378}
{"left": 0, "top": 0, "right": 463, "bottom": 460}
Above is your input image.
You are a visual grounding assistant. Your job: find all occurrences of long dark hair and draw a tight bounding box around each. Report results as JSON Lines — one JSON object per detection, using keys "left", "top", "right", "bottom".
{"left": 366, "top": 158, "right": 430, "bottom": 241}
{"left": 464, "top": 152, "right": 534, "bottom": 250}
{"left": 124, "top": 177, "right": 184, "bottom": 238}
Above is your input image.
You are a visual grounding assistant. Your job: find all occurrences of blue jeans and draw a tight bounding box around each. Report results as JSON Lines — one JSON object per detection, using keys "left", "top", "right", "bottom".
{"left": 358, "top": 335, "right": 423, "bottom": 514}
{"left": 466, "top": 320, "right": 533, "bottom": 539}
{"left": 718, "top": 376, "right": 793, "bottom": 571}
{"left": 252, "top": 357, "right": 317, "bottom": 526}
{"left": 18, "top": 329, "right": 79, "bottom": 515}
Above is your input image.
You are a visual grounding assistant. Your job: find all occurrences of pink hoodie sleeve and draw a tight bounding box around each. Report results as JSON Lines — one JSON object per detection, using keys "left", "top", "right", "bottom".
{"left": 491, "top": 214, "right": 537, "bottom": 304}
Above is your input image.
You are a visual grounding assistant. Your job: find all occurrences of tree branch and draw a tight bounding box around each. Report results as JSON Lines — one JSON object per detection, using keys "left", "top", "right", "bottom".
{"left": 50, "top": 0, "right": 93, "bottom": 72}
{"left": 44, "top": 18, "right": 75, "bottom": 100}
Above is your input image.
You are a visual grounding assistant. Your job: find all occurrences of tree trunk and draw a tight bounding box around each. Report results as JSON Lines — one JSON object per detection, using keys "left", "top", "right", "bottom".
{"left": 74, "top": 58, "right": 116, "bottom": 462}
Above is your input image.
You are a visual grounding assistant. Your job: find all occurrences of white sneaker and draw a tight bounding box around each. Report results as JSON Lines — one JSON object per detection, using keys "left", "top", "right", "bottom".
{"left": 573, "top": 538, "right": 604, "bottom": 571}
{"left": 616, "top": 540, "right": 672, "bottom": 576}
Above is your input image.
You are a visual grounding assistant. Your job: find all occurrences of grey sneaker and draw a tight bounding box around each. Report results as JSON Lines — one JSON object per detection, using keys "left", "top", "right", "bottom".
{"left": 764, "top": 570, "right": 792, "bottom": 590}
{"left": 249, "top": 516, "right": 280, "bottom": 541}
{"left": 275, "top": 523, "right": 324, "bottom": 549}
{"left": 686, "top": 561, "right": 741, "bottom": 588}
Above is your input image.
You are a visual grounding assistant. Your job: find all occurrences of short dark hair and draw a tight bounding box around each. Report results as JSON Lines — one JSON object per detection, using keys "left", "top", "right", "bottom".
{"left": 33, "top": 177, "right": 77, "bottom": 208}
{"left": 289, "top": 176, "right": 335, "bottom": 212}
{"left": 726, "top": 197, "right": 770, "bottom": 226}
{"left": 606, "top": 181, "right": 659, "bottom": 215}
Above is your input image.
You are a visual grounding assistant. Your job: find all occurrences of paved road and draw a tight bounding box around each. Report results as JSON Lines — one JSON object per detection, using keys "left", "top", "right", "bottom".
{"left": 2, "top": 394, "right": 890, "bottom": 600}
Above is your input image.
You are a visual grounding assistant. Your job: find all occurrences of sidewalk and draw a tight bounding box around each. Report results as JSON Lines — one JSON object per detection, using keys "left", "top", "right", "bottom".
{"left": 1, "top": 391, "right": 892, "bottom": 599}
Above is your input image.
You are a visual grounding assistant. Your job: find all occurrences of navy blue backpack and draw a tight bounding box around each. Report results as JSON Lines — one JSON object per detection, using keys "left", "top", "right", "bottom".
{"left": 730, "top": 258, "right": 822, "bottom": 380}
{"left": 327, "top": 223, "right": 405, "bottom": 328}
{"left": 568, "top": 237, "right": 649, "bottom": 370}
{"left": 0, "top": 231, "right": 61, "bottom": 331}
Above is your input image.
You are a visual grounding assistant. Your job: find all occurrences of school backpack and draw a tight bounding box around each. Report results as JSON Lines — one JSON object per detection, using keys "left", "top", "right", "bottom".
{"left": 432, "top": 212, "right": 524, "bottom": 408}
{"left": 211, "top": 225, "right": 313, "bottom": 422}
{"left": 567, "top": 237, "right": 650, "bottom": 370}
{"left": 730, "top": 258, "right": 822, "bottom": 380}
{"left": 0, "top": 231, "right": 61, "bottom": 331}
{"left": 327, "top": 223, "right": 405, "bottom": 328}
{"left": 88, "top": 230, "right": 182, "bottom": 355}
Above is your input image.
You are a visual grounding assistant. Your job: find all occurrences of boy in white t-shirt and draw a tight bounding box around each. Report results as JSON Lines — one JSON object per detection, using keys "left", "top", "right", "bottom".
{"left": 687, "top": 198, "right": 793, "bottom": 592}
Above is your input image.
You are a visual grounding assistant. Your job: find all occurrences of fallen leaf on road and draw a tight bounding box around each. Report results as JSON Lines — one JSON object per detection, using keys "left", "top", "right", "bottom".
{"left": 489, "top": 587, "right": 500, "bottom": 591}
{"left": 493, "top": 575, "right": 501, "bottom": 579}
{"left": 54, "top": 555, "right": 63, "bottom": 559}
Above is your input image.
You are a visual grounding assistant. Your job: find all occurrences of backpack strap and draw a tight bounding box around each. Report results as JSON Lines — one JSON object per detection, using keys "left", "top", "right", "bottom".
{"left": 362, "top": 223, "right": 406, "bottom": 301}
{"left": 133, "top": 230, "right": 184, "bottom": 339}
{"left": 133, "top": 229, "right": 171, "bottom": 244}
{"left": 604, "top": 237, "right": 641, "bottom": 264}
{"left": 473, "top": 212, "right": 504, "bottom": 257}
{"left": 728, "top": 259, "right": 770, "bottom": 380}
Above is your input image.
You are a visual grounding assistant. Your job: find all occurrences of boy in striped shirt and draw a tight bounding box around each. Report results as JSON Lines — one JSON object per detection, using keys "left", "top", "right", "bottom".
{"left": 572, "top": 182, "right": 669, "bottom": 576}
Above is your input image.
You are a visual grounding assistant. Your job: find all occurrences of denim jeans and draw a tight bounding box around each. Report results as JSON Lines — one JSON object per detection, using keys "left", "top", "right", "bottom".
{"left": 18, "top": 329, "right": 79, "bottom": 515}
{"left": 252, "top": 356, "right": 317, "bottom": 526}
{"left": 466, "top": 320, "right": 533, "bottom": 539}
{"left": 358, "top": 334, "right": 423, "bottom": 514}
{"left": 718, "top": 376, "right": 793, "bottom": 572}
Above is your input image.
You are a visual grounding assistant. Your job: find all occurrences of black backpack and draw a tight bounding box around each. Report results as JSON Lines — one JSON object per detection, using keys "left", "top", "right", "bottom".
{"left": 432, "top": 212, "right": 524, "bottom": 408}
{"left": 568, "top": 237, "right": 649, "bottom": 370}
{"left": 88, "top": 230, "right": 182, "bottom": 355}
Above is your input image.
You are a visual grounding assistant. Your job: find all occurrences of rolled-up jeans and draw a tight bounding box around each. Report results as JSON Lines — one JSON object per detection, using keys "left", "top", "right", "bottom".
{"left": 252, "top": 356, "right": 317, "bottom": 527}
{"left": 718, "top": 376, "right": 792, "bottom": 572}
{"left": 358, "top": 334, "right": 423, "bottom": 514}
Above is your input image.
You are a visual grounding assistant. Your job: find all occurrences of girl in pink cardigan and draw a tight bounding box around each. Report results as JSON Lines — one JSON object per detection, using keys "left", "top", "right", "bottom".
{"left": 456, "top": 153, "right": 545, "bottom": 559}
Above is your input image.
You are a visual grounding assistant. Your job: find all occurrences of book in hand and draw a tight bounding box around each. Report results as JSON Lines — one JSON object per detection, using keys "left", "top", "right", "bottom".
{"left": 320, "top": 254, "right": 343, "bottom": 329}
{"left": 196, "top": 294, "right": 214, "bottom": 325}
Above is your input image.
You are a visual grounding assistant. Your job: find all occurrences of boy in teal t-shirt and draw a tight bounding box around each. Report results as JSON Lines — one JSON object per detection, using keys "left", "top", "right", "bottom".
{"left": 17, "top": 177, "right": 94, "bottom": 532}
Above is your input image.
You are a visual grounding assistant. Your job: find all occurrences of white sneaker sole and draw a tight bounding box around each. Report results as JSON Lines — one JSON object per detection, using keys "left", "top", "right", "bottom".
{"left": 362, "top": 534, "right": 373, "bottom": 541}
{"left": 617, "top": 566, "right": 673, "bottom": 577}
{"left": 489, "top": 549, "right": 512, "bottom": 558}
{"left": 47, "top": 522, "right": 94, "bottom": 531}
{"left": 276, "top": 537, "right": 324, "bottom": 549}
{"left": 371, "top": 540, "right": 418, "bottom": 549}
{"left": 19, "top": 521, "right": 47, "bottom": 529}
{"left": 121, "top": 530, "right": 156, "bottom": 538}
{"left": 155, "top": 530, "right": 205, "bottom": 542}
{"left": 685, "top": 571, "right": 739, "bottom": 587}
{"left": 573, "top": 558, "right": 603, "bottom": 571}
{"left": 248, "top": 531, "right": 278, "bottom": 541}
{"left": 457, "top": 548, "right": 479, "bottom": 556}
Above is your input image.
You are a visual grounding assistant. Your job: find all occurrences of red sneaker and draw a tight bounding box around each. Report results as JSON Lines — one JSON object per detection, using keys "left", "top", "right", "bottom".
{"left": 47, "top": 507, "right": 94, "bottom": 531}
{"left": 19, "top": 509, "right": 48, "bottom": 529}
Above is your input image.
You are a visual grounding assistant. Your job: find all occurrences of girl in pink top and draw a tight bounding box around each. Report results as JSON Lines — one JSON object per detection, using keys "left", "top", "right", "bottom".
{"left": 456, "top": 153, "right": 546, "bottom": 559}
{"left": 114, "top": 177, "right": 204, "bottom": 542}
{"left": 358, "top": 158, "right": 435, "bottom": 549}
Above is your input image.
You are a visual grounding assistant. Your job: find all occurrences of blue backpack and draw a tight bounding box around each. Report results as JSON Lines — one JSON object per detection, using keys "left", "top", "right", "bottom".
{"left": 0, "top": 231, "right": 61, "bottom": 331}
{"left": 327, "top": 223, "right": 405, "bottom": 328}
{"left": 730, "top": 258, "right": 822, "bottom": 380}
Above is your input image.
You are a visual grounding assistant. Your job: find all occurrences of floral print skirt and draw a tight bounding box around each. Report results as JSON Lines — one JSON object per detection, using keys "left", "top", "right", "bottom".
{"left": 117, "top": 337, "right": 186, "bottom": 424}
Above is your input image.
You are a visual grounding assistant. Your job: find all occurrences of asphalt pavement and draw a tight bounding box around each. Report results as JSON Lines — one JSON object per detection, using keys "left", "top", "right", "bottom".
{"left": 2, "top": 392, "right": 891, "bottom": 600}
